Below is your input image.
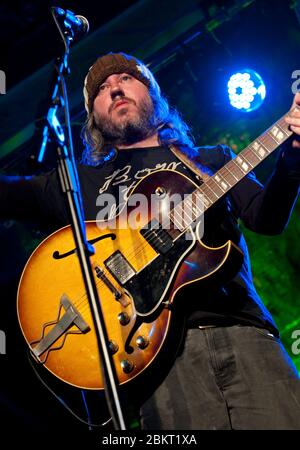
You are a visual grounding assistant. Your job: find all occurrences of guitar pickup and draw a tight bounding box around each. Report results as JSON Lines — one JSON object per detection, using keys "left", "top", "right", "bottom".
{"left": 105, "top": 251, "right": 136, "bottom": 285}
{"left": 140, "top": 219, "right": 173, "bottom": 255}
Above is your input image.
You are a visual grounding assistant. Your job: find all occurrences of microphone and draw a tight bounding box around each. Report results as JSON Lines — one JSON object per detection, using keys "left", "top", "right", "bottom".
{"left": 52, "top": 7, "right": 89, "bottom": 38}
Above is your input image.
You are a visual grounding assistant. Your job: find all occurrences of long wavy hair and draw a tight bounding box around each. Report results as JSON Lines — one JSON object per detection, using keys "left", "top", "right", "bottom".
{"left": 81, "top": 81, "right": 196, "bottom": 166}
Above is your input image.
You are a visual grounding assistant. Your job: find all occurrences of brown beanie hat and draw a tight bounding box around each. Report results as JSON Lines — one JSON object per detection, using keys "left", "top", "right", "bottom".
{"left": 83, "top": 52, "right": 159, "bottom": 113}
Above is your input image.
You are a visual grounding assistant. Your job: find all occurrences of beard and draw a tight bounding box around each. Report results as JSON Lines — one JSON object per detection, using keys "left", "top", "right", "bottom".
{"left": 95, "top": 95, "right": 156, "bottom": 146}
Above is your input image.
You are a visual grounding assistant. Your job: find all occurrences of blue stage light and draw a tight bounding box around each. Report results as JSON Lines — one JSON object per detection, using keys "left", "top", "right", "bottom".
{"left": 227, "top": 69, "right": 266, "bottom": 112}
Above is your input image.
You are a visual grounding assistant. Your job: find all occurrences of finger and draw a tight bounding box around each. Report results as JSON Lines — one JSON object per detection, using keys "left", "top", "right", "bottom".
{"left": 290, "top": 108, "right": 300, "bottom": 117}
{"left": 285, "top": 117, "right": 300, "bottom": 127}
{"left": 291, "top": 92, "right": 300, "bottom": 108}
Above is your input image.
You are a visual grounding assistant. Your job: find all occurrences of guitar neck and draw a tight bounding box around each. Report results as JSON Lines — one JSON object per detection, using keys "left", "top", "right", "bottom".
{"left": 170, "top": 109, "right": 294, "bottom": 232}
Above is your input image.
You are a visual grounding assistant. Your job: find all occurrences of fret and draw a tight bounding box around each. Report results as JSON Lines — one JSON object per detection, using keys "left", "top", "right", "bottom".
{"left": 203, "top": 197, "right": 211, "bottom": 208}
{"left": 262, "top": 135, "right": 278, "bottom": 152}
{"left": 199, "top": 189, "right": 212, "bottom": 209}
{"left": 262, "top": 133, "right": 275, "bottom": 145}
{"left": 245, "top": 145, "right": 261, "bottom": 165}
{"left": 191, "top": 190, "right": 203, "bottom": 210}
{"left": 182, "top": 199, "right": 193, "bottom": 224}
{"left": 251, "top": 141, "right": 262, "bottom": 160}
{"left": 174, "top": 204, "right": 186, "bottom": 223}
{"left": 171, "top": 193, "right": 204, "bottom": 231}
{"left": 235, "top": 155, "right": 251, "bottom": 174}
{"left": 266, "top": 125, "right": 285, "bottom": 150}
{"left": 229, "top": 159, "right": 245, "bottom": 178}
{"left": 171, "top": 208, "right": 185, "bottom": 232}
{"left": 267, "top": 125, "right": 286, "bottom": 146}
{"left": 167, "top": 108, "right": 295, "bottom": 236}
{"left": 257, "top": 137, "right": 270, "bottom": 151}
{"left": 193, "top": 190, "right": 206, "bottom": 214}
{"left": 213, "top": 173, "right": 230, "bottom": 192}
{"left": 208, "top": 177, "right": 226, "bottom": 197}
{"left": 174, "top": 198, "right": 195, "bottom": 229}
{"left": 277, "top": 116, "right": 293, "bottom": 136}
{"left": 220, "top": 164, "right": 239, "bottom": 183}
{"left": 172, "top": 206, "right": 183, "bottom": 222}
{"left": 276, "top": 121, "right": 291, "bottom": 138}
{"left": 184, "top": 196, "right": 194, "bottom": 219}
{"left": 201, "top": 182, "right": 220, "bottom": 202}
{"left": 188, "top": 194, "right": 202, "bottom": 220}
{"left": 239, "top": 150, "right": 254, "bottom": 169}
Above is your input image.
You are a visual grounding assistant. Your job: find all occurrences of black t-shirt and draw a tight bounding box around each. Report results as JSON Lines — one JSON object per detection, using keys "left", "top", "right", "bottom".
{"left": 3, "top": 144, "right": 298, "bottom": 334}
{"left": 29, "top": 146, "right": 203, "bottom": 226}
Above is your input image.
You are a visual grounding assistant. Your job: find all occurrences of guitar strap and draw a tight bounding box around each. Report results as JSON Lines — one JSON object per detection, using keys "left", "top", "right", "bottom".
{"left": 169, "top": 144, "right": 211, "bottom": 183}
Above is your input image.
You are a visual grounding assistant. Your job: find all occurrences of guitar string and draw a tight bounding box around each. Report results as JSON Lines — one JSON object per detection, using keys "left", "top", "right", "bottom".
{"left": 93, "top": 125, "right": 287, "bottom": 265}
{"left": 63, "top": 253, "right": 126, "bottom": 315}
{"left": 84, "top": 126, "right": 284, "bottom": 271}
{"left": 27, "top": 118, "right": 293, "bottom": 373}
{"left": 50, "top": 127, "right": 288, "bottom": 317}
{"left": 65, "top": 128, "right": 288, "bottom": 316}
{"left": 109, "top": 126, "right": 285, "bottom": 254}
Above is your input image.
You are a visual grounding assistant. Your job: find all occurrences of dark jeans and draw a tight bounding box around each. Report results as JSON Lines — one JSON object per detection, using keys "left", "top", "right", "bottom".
{"left": 140, "top": 325, "right": 300, "bottom": 430}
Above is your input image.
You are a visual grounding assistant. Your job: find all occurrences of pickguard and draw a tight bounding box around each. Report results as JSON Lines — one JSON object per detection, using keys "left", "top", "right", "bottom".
{"left": 124, "top": 232, "right": 194, "bottom": 316}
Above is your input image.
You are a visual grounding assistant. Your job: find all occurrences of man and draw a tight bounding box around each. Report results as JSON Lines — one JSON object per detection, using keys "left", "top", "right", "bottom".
{"left": 1, "top": 52, "right": 300, "bottom": 430}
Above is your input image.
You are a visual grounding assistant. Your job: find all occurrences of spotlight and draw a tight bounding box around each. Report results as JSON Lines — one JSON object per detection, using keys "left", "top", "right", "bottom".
{"left": 227, "top": 69, "right": 266, "bottom": 112}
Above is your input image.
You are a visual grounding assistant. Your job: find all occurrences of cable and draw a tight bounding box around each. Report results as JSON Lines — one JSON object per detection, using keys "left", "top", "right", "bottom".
{"left": 27, "top": 350, "right": 112, "bottom": 429}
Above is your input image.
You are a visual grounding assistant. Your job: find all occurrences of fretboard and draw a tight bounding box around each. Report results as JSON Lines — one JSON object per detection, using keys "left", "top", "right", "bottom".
{"left": 170, "top": 108, "right": 295, "bottom": 232}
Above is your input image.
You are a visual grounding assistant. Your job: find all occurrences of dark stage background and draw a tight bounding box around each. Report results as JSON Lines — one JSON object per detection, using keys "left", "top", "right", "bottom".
{"left": 0, "top": 0, "right": 300, "bottom": 434}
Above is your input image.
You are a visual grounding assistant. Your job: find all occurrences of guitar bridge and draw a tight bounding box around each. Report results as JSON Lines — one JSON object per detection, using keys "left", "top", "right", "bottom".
{"left": 31, "top": 294, "right": 90, "bottom": 360}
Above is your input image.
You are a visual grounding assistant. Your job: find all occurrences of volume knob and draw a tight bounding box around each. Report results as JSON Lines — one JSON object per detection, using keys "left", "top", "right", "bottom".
{"left": 136, "top": 335, "right": 149, "bottom": 349}
{"left": 120, "top": 359, "right": 134, "bottom": 374}
{"left": 108, "top": 340, "right": 119, "bottom": 354}
{"left": 118, "top": 312, "right": 130, "bottom": 325}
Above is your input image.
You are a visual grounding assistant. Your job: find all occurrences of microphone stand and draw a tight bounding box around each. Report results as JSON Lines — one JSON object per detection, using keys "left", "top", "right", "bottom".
{"left": 41, "top": 12, "right": 127, "bottom": 430}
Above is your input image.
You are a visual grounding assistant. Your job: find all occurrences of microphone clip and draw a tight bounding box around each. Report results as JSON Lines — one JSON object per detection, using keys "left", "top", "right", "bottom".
{"left": 52, "top": 7, "right": 89, "bottom": 42}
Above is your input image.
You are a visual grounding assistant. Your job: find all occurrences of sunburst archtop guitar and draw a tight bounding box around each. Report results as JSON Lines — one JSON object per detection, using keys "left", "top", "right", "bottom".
{"left": 17, "top": 108, "right": 294, "bottom": 391}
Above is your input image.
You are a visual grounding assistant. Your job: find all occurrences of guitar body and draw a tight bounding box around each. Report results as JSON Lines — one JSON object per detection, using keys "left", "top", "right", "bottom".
{"left": 17, "top": 169, "right": 243, "bottom": 392}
